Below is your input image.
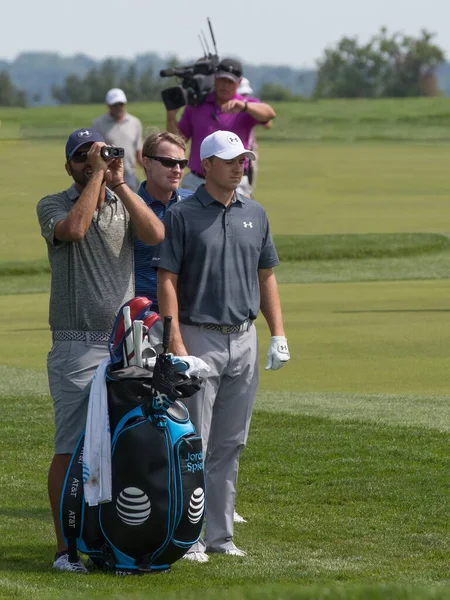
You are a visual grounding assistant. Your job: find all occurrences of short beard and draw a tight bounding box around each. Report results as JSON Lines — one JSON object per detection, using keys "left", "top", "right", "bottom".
{"left": 72, "top": 170, "right": 106, "bottom": 189}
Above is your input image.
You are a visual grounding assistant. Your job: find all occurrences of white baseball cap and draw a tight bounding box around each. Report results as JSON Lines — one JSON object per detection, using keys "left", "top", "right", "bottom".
{"left": 238, "top": 77, "right": 253, "bottom": 96}
{"left": 105, "top": 88, "right": 127, "bottom": 105}
{"left": 200, "top": 131, "right": 256, "bottom": 161}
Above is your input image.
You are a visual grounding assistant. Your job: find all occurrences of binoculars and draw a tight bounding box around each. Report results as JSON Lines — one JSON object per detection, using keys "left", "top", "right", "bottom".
{"left": 101, "top": 147, "right": 125, "bottom": 160}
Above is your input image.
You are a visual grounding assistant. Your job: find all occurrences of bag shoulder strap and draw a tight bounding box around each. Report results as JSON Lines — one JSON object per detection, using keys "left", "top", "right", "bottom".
{"left": 60, "top": 434, "right": 85, "bottom": 562}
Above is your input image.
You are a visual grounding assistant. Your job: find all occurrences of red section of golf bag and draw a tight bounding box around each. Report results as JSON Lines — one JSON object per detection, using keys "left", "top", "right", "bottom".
{"left": 109, "top": 297, "right": 161, "bottom": 367}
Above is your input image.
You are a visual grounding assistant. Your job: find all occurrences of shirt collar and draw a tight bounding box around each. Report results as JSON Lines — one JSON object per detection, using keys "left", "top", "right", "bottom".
{"left": 195, "top": 185, "right": 246, "bottom": 206}
{"left": 66, "top": 183, "right": 80, "bottom": 202}
{"left": 138, "top": 181, "right": 179, "bottom": 207}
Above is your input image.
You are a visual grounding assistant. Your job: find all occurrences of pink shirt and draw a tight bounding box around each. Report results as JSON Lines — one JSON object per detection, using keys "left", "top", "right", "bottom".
{"left": 178, "top": 92, "right": 261, "bottom": 174}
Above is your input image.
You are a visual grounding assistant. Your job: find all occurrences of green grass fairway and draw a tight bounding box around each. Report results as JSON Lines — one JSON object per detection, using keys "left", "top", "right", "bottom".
{"left": 2, "top": 139, "right": 450, "bottom": 263}
{"left": 2, "top": 280, "right": 450, "bottom": 397}
{"left": 2, "top": 384, "right": 450, "bottom": 599}
{"left": 258, "top": 142, "right": 450, "bottom": 235}
{"left": 2, "top": 100, "right": 450, "bottom": 598}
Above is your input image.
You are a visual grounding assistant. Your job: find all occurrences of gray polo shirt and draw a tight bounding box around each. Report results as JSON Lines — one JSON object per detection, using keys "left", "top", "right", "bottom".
{"left": 37, "top": 184, "right": 134, "bottom": 332}
{"left": 91, "top": 112, "right": 143, "bottom": 174}
{"left": 152, "top": 185, "right": 279, "bottom": 325}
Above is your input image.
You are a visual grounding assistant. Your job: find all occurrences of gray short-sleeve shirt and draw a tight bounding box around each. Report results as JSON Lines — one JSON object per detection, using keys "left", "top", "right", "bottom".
{"left": 37, "top": 183, "right": 135, "bottom": 332}
{"left": 91, "top": 113, "right": 143, "bottom": 174}
{"left": 152, "top": 186, "right": 279, "bottom": 325}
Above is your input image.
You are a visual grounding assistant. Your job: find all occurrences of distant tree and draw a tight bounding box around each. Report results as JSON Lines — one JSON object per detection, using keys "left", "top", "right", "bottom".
{"left": 119, "top": 64, "right": 140, "bottom": 102}
{"left": 0, "top": 71, "right": 27, "bottom": 106}
{"left": 314, "top": 28, "right": 445, "bottom": 98}
{"left": 138, "top": 65, "right": 165, "bottom": 101}
{"left": 52, "top": 74, "right": 87, "bottom": 104}
{"left": 259, "top": 82, "right": 303, "bottom": 101}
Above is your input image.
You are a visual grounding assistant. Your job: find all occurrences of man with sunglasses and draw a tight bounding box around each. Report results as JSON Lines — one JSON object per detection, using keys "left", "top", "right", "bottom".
{"left": 92, "top": 88, "right": 144, "bottom": 191}
{"left": 36, "top": 127, "right": 164, "bottom": 573}
{"left": 134, "top": 131, "right": 192, "bottom": 312}
{"left": 166, "top": 58, "right": 276, "bottom": 198}
{"left": 153, "top": 130, "right": 290, "bottom": 562}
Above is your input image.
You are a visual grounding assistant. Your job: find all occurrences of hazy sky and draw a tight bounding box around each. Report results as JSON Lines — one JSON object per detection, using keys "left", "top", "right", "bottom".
{"left": 2, "top": 0, "right": 448, "bottom": 68}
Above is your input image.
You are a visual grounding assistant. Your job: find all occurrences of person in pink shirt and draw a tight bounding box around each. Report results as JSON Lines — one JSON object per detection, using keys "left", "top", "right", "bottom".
{"left": 166, "top": 58, "right": 275, "bottom": 198}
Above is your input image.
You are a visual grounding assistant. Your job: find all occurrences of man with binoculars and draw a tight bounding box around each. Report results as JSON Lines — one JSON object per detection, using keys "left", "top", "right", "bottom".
{"left": 36, "top": 127, "right": 164, "bottom": 573}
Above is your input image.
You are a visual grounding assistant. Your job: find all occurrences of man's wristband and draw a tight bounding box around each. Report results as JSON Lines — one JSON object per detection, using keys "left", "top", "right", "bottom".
{"left": 111, "top": 181, "right": 126, "bottom": 191}
{"left": 242, "top": 100, "right": 248, "bottom": 112}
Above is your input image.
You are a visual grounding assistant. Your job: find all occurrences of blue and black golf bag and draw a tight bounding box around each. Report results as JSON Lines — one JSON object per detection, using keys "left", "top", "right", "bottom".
{"left": 60, "top": 308, "right": 206, "bottom": 574}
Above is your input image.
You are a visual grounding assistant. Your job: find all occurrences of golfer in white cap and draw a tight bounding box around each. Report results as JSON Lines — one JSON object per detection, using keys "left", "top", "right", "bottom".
{"left": 92, "top": 88, "right": 144, "bottom": 191}
{"left": 153, "top": 130, "right": 290, "bottom": 562}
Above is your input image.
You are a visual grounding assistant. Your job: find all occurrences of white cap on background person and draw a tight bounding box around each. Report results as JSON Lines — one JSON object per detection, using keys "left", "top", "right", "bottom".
{"left": 238, "top": 77, "right": 253, "bottom": 96}
{"left": 200, "top": 130, "right": 256, "bottom": 161}
{"left": 105, "top": 88, "right": 127, "bottom": 105}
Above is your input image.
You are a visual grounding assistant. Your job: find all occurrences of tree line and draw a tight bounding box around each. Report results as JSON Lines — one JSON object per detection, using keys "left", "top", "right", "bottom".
{"left": 0, "top": 28, "right": 446, "bottom": 106}
{"left": 51, "top": 59, "right": 167, "bottom": 104}
{"left": 314, "top": 28, "right": 445, "bottom": 98}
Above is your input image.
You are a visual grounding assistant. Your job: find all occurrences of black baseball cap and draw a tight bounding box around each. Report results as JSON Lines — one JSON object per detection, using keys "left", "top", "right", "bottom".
{"left": 216, "top": 58, "right": 243, "bottom": 83}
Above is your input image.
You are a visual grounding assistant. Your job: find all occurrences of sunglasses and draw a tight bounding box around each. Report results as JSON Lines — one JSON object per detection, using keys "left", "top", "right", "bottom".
{"left": 70, "top": 150, "right": 89, "bottom": 163}
{"left": 147, "top": 156, "right": 188, "bottom": 169}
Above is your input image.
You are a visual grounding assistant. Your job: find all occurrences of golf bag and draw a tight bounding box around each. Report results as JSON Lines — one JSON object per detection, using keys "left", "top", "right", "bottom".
{"left": 60, "top": 305, "right": 206, "bottom": 574}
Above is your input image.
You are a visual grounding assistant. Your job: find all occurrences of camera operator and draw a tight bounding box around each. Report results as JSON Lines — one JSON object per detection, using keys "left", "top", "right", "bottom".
{"left": 166, "top": 59, "right": 276, "bottom": 197}
{"left": 92, "top": 88, "right": 144, "bottom": 192}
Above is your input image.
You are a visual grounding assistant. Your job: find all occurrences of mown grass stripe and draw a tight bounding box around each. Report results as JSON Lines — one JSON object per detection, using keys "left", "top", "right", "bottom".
{"left": 256, "top": 391, "right": 450, "bottom": 432}
{"left": 2, "top": 366, "right": 449, "bottom": 434}
{"left": 272, "top": 233, "right": 450, "bottom": 262}
{"left": 1, "top": 234, "right": 450, "bottom": 279}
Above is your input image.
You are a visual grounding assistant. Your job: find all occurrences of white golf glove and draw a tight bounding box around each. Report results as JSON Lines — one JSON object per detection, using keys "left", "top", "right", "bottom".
{"left": 265, "top": 336, "right": 290, "bottom": 371}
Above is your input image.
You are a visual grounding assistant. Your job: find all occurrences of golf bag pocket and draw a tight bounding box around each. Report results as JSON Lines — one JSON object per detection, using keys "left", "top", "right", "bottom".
{"left": 99, "top": 417, "right": 172, "bottom": 561}
{"left": 152, "top": 434, "right": 205, "bottom": 566}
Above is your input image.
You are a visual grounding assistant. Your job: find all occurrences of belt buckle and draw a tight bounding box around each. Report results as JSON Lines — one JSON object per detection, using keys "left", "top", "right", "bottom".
{"left": 220, "top": 325, "right": 230, "bottom": 334}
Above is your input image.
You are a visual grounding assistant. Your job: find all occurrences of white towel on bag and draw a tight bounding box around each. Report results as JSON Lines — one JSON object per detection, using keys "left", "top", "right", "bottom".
{"left": 83, "top": 358, "right": 112, "bottom": 506}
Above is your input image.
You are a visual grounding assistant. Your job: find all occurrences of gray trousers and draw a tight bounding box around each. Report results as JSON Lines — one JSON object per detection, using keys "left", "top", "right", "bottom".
{"left": 182, "top": 171, "right": 253, "bottom": 198}
{"left": 180, "top": 323, "right": 259, "bottom": 552}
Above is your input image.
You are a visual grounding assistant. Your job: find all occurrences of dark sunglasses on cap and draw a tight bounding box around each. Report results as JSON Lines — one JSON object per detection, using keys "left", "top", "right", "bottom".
{"left": 147, "top": 155, "right": 188, "bottom": 169}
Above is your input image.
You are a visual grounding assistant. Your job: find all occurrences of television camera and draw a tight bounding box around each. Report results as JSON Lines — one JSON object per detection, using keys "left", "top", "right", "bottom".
{"left": 160, "top": 18, "right": 220, "bottom": 111}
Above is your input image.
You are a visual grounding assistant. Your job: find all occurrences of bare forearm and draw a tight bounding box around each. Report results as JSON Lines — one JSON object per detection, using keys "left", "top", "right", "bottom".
{"left": 259, "top": 269, "right": 285, "bottom": 336}
{"left": 157, "top": 270, "right": 187, "bottom": 355}
{"left": 55, "top": 171, "right": 104, "bottom": 241}
{"left": 166, "top": 112, "right": 180, "bottom": 135}
{"left": 115, "top": 184, "right": 164, "bottom": 245}
{"left": 247, "top": 102, "right": 276, "bottom": 123}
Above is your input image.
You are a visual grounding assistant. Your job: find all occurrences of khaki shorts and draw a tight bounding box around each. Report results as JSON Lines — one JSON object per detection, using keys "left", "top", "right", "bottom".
{"left": 47, "top": 340, "right": 109, "bottom": 454}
